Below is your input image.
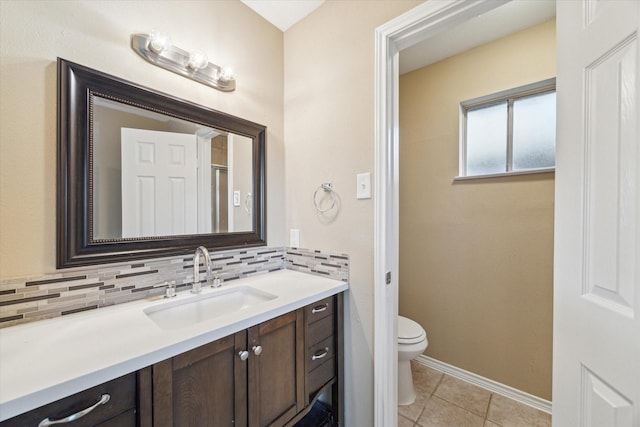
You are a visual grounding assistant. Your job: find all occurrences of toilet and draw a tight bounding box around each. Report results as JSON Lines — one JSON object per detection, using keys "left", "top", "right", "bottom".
{"left": 397, "top": 316, "right": 428, "bottom": 406}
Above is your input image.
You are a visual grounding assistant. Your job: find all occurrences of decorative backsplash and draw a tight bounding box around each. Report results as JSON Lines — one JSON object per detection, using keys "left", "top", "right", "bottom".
{"left": 0, "top": 246, "right": 349, "bottom": 328}
{"left": 286, "top": 247, "right": 349, "bottom": 278}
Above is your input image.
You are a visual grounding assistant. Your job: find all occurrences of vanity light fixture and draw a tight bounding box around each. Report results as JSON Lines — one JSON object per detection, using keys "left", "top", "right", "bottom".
{"left": 187, "top": 50, "right": 208, "bottom": 71}
{"left": 131, "top": 31, "right": 236, "bottom": 92}
{"left": 148, "top": 30, "right": 171, "bottom": 54}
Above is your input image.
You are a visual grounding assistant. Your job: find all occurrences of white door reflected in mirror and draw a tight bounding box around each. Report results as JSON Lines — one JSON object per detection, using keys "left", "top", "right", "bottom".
{"left": 91, "top": 96, "right": 254, "bottom": 240}
{"left": 121, "top": 128, "right": 198, "bottom": 238}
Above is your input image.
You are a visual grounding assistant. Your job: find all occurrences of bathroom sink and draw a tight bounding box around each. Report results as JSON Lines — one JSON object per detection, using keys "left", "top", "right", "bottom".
{"left": 144, "top": 286, "right": 277, "bottom": 330}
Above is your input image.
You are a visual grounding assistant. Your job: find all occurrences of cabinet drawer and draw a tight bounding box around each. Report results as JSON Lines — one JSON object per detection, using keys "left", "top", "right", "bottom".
{"left": 305, "top": 296, "right": 334, "bottom": 324}
{"left": 1, "top": 373, "right": 136, "bottom": 427}
{"left": 96, "top": 408, "right": 137, "bottom": 427}
{"left": 307, "top": 336, "right": 335, "bottom": 373}
{"left": 308, "top": 356, "right": 335, "bottom": 397}
{"left": 307, "top": 315, "right": 334, "bottom": 346}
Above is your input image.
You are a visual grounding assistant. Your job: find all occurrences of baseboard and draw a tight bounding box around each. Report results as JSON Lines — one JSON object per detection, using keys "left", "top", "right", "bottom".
{"left": 414, "top": 355, "right": 552, "bottom": 414}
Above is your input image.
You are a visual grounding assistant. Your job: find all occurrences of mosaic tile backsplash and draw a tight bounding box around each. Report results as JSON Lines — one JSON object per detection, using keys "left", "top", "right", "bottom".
{"left": 0, "top": 246, "right": 349, "bottom": 328}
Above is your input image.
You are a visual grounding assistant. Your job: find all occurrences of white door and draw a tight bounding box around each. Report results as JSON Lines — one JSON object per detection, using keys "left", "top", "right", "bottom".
{"left": 121, "top": 128, "right": 198, "bottom": 238}
{"left": 554, "top": 1, "right": 640, "bottom": 426}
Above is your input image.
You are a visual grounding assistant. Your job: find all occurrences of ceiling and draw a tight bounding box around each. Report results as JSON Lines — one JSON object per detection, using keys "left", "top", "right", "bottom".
{"left": 241, "top": 0, "right": 325, "bottom": 32}
{"left": 240, "top": 0, "right": 555, "bottom": 73}
{"left": 400, "top": 0, "right": 556, "bottom": 74}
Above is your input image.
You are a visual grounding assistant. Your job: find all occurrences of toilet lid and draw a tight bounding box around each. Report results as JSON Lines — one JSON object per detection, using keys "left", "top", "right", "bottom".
{"left": 398, "top": 316, "right": 426, "bottom": 345}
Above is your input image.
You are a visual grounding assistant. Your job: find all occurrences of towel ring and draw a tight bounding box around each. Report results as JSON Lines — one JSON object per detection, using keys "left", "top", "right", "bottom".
{"left": 313, "top": 183, "right": 336, "bottom": 213}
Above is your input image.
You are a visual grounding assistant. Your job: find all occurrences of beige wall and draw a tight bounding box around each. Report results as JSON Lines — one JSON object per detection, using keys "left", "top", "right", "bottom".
{"left": 399, "top": 20, "right": 556, "bottom": 400}
{"left": 0, "top": 0, "right": 284, "bottom": 278}
{"left": 283, "top": 1, "right": 422, "bottom": 424}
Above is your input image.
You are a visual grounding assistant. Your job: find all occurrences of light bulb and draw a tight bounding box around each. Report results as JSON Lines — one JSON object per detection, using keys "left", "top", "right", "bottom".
{"left": 220, "top": 66, "right": 235, "bottom": 81}
{"left": 187, "top": 50, "right": 208, "bottom": 70}
{"left": 149, "top": 30, "right": 171, "bottom": 53}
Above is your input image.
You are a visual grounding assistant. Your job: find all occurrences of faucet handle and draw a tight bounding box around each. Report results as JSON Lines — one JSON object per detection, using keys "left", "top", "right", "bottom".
{"left": 164, "top": 281, "right": 176, "bottom": 298}
{"left": 211, "top": 276, "right": 222, "bottom": 288}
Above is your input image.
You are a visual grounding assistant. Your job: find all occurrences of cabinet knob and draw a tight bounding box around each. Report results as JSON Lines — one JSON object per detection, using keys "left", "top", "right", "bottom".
{"left": 238, "top": 350, "right": 249, "bottom": 361}
{"left": 252, "top": 345, "right": 263, "bottom": 356}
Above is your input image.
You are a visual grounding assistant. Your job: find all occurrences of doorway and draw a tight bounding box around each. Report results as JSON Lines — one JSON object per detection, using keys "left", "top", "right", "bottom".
{"left": 375, "top": 1, "right": 640, "bottom": 426}
{"left": 373, "top": 1, "right": 546, "bottom": 425}
{"left": 397, "top": 0, "right": 555, "bottom": 408}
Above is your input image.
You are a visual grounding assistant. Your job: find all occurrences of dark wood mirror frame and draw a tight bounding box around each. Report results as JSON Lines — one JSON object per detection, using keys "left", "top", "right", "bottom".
{"left": 57, "top": 58, "right": 266, "bottom": 268}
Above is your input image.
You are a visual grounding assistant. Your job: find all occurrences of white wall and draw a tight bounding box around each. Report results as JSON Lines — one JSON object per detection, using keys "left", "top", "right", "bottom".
{"left": 0, "top": 0, "right": 284, "bottom": 278}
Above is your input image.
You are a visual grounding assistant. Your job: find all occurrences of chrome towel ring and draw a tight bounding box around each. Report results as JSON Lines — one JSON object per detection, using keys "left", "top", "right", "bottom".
{"left": 313, "top": 183, "right": 337, "bottom": 213}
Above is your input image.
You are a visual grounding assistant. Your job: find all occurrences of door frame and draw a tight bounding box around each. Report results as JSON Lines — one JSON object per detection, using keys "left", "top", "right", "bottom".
{"left": 373, "top": 1, "right": 511, "bottom": 425}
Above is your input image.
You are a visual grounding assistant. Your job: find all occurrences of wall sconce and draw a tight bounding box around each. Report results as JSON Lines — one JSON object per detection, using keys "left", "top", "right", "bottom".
{"left": 131, "top": 31, "right": 236, "bottom": 92}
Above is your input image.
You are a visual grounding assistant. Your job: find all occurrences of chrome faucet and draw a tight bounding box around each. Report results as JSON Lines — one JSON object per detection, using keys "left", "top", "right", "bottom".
{"left": 191, "top": 246, "right": 212, "bottom": 294}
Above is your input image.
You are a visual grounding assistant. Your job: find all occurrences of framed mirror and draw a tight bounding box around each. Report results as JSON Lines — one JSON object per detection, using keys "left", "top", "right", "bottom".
{"left": 57, "top": 58, "right": 266, "bottom": 268}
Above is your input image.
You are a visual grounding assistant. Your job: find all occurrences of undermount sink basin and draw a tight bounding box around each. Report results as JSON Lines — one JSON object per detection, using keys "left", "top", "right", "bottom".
{"left": 144, "top": 286, "right": 277, "bottom": 330}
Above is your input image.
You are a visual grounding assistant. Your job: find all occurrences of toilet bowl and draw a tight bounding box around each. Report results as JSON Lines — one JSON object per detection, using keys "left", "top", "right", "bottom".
{"left": 397, "top": 316, "right": 428, "bottom": 406}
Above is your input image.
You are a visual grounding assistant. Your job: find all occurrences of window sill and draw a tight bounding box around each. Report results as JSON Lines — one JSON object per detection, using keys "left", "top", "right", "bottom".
{"left": 454, "top": 168, "right": 555, "bottom": 181}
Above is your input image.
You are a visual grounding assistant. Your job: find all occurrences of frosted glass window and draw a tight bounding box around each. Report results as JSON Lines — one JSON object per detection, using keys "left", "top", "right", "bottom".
{"left": 513, "top": 92, "right": 556, "bottom": 170}
{"left": 460, "top": 78, "right": 556, "bottom": 178}
{"left": 466, "top": 102, "right": 507, "bottom": 176}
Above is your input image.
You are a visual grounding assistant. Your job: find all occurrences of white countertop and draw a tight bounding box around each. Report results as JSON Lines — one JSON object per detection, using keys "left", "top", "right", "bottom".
{"left": 0, "top": 269, "right": 348, "bottom": 421}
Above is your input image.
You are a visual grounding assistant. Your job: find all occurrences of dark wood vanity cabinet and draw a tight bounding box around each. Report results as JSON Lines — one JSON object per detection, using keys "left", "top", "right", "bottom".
{"left": 0, "top": 372, "right": 140, "bottom": 427}
{"left": 149, "top": 293, "right": 344, "bottom": 427}
{"left": 151, "top": 310, "right": 305, "bottom": 427}
{"left": 293, "top": 294, "right": 344, "bottom": 427}
{"left": 0, "top": 293, "right": 343, "bottom": 427}
{"left": 305, "top": 296, "right": 338, "bottom": 399}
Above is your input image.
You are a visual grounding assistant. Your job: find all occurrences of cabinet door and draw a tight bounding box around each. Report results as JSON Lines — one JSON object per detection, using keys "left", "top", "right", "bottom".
{"left": 248, "top": 310, "right": 305, "bottom": 427}
{"left": 152, "top": 330, "right": 248, "bottom": 427}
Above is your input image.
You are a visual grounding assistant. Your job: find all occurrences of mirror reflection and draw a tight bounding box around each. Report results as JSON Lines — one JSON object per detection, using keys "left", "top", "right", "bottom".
{"left": 92, "top": 97, "right": 253, "bottom": 241}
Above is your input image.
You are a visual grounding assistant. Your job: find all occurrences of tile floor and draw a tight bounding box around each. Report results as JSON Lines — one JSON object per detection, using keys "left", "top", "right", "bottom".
{"left": 398, "top": 361, "right": 552, "bottom": 427}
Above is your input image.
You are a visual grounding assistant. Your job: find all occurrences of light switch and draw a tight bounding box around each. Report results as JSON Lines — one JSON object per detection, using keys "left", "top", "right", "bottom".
{"left": 290, "top": 229, "right": 300, "bottom": 248}
{"left": 357, "top": 173, "right": 371, "bottom": 199}
{"left": 233, "top": 191, "right": 241, "bottom": 206}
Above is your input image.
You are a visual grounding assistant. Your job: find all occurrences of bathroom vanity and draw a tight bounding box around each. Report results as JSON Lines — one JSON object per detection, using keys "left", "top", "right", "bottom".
{"left": 0, "top": 270, "right": 347, "bottom": 426}
{"left": 0, "top": 59, "right": 348, "bottom": 426}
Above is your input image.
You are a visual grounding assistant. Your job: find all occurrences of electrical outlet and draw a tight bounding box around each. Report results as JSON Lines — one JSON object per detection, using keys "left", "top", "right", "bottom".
{"left": 290, "top": 229, "right": 300, "bottom": 248}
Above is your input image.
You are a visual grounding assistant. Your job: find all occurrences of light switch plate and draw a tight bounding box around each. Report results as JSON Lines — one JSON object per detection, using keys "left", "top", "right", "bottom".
{"left": 357, "top": 173, "right": 371, "bottom": 199}
{"left": 233, "top": 191, "right": 241, "bottom": 206}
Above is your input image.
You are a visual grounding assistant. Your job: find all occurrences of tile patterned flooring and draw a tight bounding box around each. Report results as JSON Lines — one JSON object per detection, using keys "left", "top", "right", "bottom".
{"left": 398, "top": 361, "right": 552, "bottom": 427}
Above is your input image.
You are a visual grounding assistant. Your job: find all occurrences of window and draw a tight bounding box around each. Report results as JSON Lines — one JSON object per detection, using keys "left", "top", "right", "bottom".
{"left": 459, "top": 78, "right": 556, "bottom": 178}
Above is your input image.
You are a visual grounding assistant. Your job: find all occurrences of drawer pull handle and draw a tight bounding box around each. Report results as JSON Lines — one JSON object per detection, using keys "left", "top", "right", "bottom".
{"left": 38, "top": 393, "right": 110, "bottom": 426}
{"left": 312, "top": 347, "right": 330, "bottom": 361}
{"left": 311, "top": 304, "right": 329, "bottom": 314}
